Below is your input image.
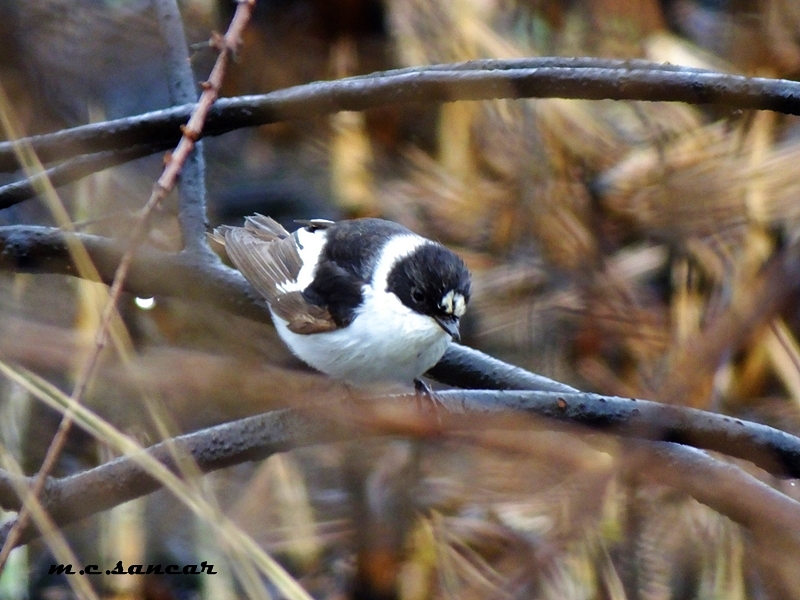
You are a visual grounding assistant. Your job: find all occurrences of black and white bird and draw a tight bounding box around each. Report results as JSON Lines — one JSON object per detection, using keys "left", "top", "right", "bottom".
{"left": 210, "top": 215, "right": 471, "bottom": 386}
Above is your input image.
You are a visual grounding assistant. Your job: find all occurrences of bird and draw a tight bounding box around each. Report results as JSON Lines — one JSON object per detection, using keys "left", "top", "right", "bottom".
{"left": 210, "top": 215, "right": 471, "bottom": 388}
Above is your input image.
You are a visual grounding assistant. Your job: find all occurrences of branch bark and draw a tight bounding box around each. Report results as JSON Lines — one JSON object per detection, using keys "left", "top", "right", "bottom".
{"left": 1, "top": 57, "right": 799, "bottom": 179}
{"left": 0, "top": 409, "right": 343, "bottom": 549}
{"left": 0, "top": 225, "right": 575, "bottom": 392}
{"left": 442, "top": 390, "right": 800, "bottom": 477}
{"left": 153, "top": 0, "right": 210, "bottom": 255}
{"left": 0, "top": 145, "right": 161, "bottom": 208}
{"left": 3, "top": 391, "right": 800, "bottom": 551}
{"left": 624, "top": 441, "right": 800, "bottom": 544}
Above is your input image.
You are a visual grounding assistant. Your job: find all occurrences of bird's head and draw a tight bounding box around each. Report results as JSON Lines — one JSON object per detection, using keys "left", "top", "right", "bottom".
{"left": 386, "top": 243, "right": 471, "bottom": 341}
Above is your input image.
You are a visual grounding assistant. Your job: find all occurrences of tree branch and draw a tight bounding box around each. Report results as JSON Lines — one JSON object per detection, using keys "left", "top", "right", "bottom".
{"left": 426, "top": 344, "right": 576, "bottom": 392}
{"left": 0, "top": 145, "right": 161, "bottom": 208}
{"left": 0, "top": 225, "right": 574, "bottom": 392}
{"left": 0, "top": 0, "right": 259, "bottom": 567}
{"left": 624, "top": 441, "right": 800, "bottom": 544}
{"left": 5, "top": 221, "right": 798, "bottom": 399}
{"left": 0, "top": 409, "right": 343, "bottom": 549}
{"left": 2, "top": 222, "right": 798, "bottom": 399}
{"left": 152, "top": 0, "right": 210, "bottom": 255}
{"left": 1, "top": 58, "right": 799, "bottom": 179}
{"left": 440, "top": 390, "right": 800, "bottom": 478}
{"left": 4, "top": 389, "right": 800, "bottom": 551}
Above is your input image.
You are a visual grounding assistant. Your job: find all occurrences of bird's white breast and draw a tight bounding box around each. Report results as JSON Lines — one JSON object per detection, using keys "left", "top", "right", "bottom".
{"left": 271, "top": 232, "right": 452, "bottom": 384}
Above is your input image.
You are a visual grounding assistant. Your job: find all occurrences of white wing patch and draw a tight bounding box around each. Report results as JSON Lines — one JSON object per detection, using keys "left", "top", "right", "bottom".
{"left": 294, "top": 226, "right": 328, "bottom": 290}
{"left": 276, "top": 280, "right": 304, "bottom": 293}
{"left": 212, "top": 216, "right": 340, "bottom": 334}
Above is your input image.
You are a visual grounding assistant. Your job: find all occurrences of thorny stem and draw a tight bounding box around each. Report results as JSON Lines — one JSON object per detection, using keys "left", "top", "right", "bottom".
{"left": 0, "top": 0, "right": 258, "bottom": 572}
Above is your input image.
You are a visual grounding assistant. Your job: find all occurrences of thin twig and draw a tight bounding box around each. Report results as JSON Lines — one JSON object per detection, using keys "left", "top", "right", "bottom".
{"left": 0, "top": 145, "right": 160, "bottom": 208}
{"left": 0, "top": 0, "right": 257, "bottom": 571}
{"left": 153, "top": 0, "right": 210, "bottom": 255}
{"left": 1, "top": 59, "right": 799, "bottom": 177}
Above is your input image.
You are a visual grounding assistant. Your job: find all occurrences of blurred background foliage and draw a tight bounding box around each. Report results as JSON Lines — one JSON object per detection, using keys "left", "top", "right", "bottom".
{"left": 1, "top": 0, "right": 800, "bottom": 598}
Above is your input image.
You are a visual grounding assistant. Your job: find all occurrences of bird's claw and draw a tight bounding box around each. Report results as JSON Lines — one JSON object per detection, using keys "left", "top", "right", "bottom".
{"left": 413, "top": 378, "right": 445, "bottom": 424}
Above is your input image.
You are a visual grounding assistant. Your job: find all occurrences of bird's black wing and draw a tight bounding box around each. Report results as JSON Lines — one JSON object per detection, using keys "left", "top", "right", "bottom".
{"left": 210, "top": 214, "right": 339, "bottom": 334}
{"left": 294, "top": 218, "right": 335, "bottom": 231}
{"left": 296, "top": 218, "right": 413, "bottom": 326}
{"left": 320, "top": 218, "right": 413, "bottom": 282}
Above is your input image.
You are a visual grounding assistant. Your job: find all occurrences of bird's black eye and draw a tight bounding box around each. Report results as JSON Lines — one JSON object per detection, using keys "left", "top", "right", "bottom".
{"left": 411, "top": 287, "right": 425, "bottom": 303}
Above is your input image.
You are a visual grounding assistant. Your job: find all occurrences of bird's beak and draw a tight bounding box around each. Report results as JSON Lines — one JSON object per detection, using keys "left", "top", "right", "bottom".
{"left": 434, "top": 316, "right": 460, "bottom": 342}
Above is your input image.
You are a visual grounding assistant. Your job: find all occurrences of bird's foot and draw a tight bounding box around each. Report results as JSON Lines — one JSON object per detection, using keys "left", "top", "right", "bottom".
{"left": 413, "top": 378, "right": 446, "bottom": 424}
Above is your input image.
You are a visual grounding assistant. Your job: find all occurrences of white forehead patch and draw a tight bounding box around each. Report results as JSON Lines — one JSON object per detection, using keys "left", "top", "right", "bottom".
{"left": 440, "top": 290, "right": 466, "bottom": 317}
{"left": 454, "top": 293, "right": 466, "bottom": 317}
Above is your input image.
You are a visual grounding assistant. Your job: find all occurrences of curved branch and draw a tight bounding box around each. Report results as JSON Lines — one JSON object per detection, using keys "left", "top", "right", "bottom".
{"left": 440, "top": 390, "right": 800, "bottom": 478}
{"left": 4, "top": 389, "right": 800, "bottom": 550}
{"left": 0, "top": 225, "right": 269, "bottom": 321}
{"left": 427, "top": 345, "right": 576, "bottom": 393}
{"left": 4, "top": 221, "right": 797, "bottom": 397}
{"left": 0, "top": 225, "right": 573, "bottom": 392}
{"left": 1, "top": 58, "right": 799, "bottom": 177}
{"left": 624, "top": 441, "right": 800, "bottom": 543}
{"left": 0, "top": 409, "right": 343, "bottom": 549}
